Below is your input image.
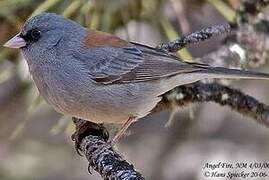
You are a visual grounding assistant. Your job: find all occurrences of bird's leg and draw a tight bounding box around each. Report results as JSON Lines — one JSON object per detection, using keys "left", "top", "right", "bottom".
{"left": 110, "top": 116, "right": 137, "bottom": 146}
{"left": 72, "top": 116, "right": 136, "bottom": 156}
{"left": 86, "top": 117, "right": 136, "bottom": 153}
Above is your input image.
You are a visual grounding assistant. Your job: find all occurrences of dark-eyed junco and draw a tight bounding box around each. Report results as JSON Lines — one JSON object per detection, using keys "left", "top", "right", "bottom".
{"left": 4, "top": 13, "right": 269, "bottom": 145}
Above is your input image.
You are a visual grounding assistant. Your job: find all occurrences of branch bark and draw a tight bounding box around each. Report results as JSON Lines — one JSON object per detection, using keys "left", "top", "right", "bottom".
{"left": 156, "top": 24, "right": 231, "bottom": 52}
{"left": 155, "top": 82, "right": 269, "bottom": 126}
{"left": 72, "top": 118, "right": 145, "bottom": 180}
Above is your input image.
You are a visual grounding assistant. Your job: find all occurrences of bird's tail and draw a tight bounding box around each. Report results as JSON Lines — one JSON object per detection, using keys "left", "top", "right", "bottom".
{"left": 200, "top": 66, "right": 269, "bottom": 80}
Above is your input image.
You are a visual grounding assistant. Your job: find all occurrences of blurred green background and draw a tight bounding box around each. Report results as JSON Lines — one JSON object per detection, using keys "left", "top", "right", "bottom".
{"left": 0, "top": 0, "right": 269, "bottom": 180}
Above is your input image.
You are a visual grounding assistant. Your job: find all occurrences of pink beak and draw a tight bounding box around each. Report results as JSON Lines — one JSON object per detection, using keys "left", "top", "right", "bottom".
{"left": 3, "top": 33, "right": 26, "bottom": 49}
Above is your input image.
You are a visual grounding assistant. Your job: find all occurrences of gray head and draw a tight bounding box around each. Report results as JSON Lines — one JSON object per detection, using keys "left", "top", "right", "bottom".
{"left": 4, "top": 13, "right": 86, "bottom": 51}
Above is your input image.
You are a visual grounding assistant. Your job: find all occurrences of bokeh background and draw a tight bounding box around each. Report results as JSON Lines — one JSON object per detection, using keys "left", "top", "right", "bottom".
{"left": 0, "top": 0, "right": 269, "bottom": 179}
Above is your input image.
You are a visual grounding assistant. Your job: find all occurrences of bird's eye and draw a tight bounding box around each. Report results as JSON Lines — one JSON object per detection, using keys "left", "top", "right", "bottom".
{"left": 30, "top": 29, "right": 41, "bottom": 40}
{"left": 19, "top": 28, "right": 42, "bottom": 45}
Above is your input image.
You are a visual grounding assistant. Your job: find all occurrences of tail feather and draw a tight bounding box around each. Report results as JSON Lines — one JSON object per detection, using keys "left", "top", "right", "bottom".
{"left": 200, "top": 66, "right": 269, "bottom": 80}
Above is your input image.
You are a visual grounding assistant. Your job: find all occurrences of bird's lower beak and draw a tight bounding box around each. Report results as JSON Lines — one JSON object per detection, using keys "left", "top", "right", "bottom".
{"left": 3, "top": 34, "right": 26, "bottom": 49}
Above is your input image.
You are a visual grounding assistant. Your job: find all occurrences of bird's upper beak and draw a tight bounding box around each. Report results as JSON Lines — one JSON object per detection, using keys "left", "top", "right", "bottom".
{"left": 3, "top": 33, "right": 26, "bottom": 49}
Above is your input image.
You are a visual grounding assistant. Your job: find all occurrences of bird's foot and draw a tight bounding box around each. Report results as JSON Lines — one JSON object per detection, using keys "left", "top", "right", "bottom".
{"left": 71, "top": 119, "right": 109, "bottom": 156}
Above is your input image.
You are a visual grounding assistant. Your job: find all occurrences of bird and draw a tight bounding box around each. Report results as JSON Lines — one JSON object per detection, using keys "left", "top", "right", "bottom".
{"left": 3, "top": 13, "right": 269, "bottom": 145}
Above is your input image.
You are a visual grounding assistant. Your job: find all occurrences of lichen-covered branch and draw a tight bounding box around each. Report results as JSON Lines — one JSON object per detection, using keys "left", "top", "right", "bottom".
{"left": 154, "top": 82, "right": 269, "bottom": 126}
{"left": 156, "top": 24, "right": 231, "bottom": 52}
{"left": 72, "top": 118, "right": 145, "bottom": 180}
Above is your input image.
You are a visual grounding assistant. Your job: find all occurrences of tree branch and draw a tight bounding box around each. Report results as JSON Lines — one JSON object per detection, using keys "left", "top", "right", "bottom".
{"left": 156, "top": 24, "right": 231, "bottom": 52}
{"left": 72, "top": 118, "right": 145, "bottom": 180}
{"left": 154, "top": 82, "right": 269, "bottom": 126}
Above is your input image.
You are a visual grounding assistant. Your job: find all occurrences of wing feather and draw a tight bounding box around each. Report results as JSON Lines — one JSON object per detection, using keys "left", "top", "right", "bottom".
{"left": 75, "top": 42, "right": 206, "bottom": 84}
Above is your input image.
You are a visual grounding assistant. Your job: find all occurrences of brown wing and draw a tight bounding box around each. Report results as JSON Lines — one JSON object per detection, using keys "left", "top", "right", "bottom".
{"left": 83, "top": 29, "right": 130, "bottom": 48}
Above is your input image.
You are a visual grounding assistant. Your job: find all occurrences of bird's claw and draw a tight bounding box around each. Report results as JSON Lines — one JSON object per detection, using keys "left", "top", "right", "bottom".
{"left": 71, "top": 119, "right": 109, "bottom": 156}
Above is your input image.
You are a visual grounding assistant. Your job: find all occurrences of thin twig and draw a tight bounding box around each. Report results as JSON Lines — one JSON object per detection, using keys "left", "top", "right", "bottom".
{"left": 156, "top": 24, "right": 231, "bottom": 52}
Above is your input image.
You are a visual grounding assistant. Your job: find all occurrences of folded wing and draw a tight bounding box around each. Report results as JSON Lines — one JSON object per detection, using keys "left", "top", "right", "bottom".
{"left": 76, "top": 42, "right": 205, "bottom": 84}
